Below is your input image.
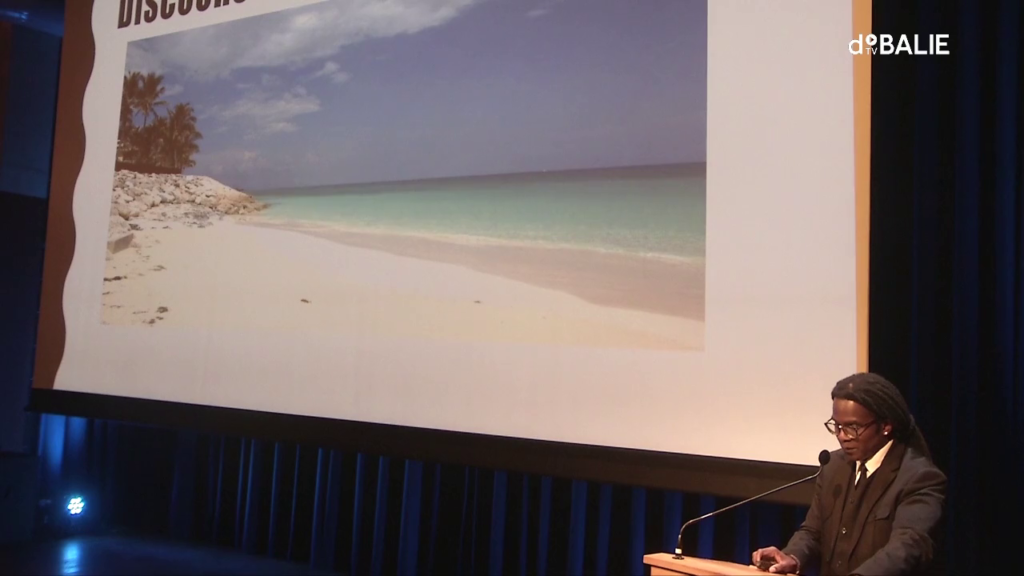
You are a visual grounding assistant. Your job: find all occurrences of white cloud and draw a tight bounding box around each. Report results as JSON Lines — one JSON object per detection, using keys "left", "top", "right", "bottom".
{"left": 125, "top": 43, "right": 163, "bottom": 75}
{"left": 195, "top": 145, "right": 343, "bottom": 190}
{"left": 261, "top": 74, "right": 281, "bottom": 87}
{"left": 194, "top": 148, "right": 285, "bottom": 190}
{"left": 163, "top": 84, "right": 184, "bottom": 96}
{"left": 127, "top": 0, "right": 482, "bottom": 79}
{"left": 313, "top": 61, "right": 341, "bottom": 77}
{"left": 310, "top": 61, "right": 352, "bottom": 84}
{"left": 527, "top": 8, "right": 549, "bottom": 18}
{"left": 210, "top": 86, "right": 321, "bottom": 136}
{"left": 198, "top": 149, "right": 264, "bottom": 173}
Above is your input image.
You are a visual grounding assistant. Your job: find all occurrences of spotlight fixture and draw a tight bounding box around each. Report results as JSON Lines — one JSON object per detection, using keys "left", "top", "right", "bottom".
{"left": 66, "top": 496, "right": 85, "bottom": 516}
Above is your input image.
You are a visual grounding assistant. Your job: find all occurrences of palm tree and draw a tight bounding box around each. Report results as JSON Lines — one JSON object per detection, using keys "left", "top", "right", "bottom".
{"left": 117, "top": 72, "right": 143, "bottom": 161}
{"left": 136, "top": 72, "right": 167, "bottom": 128}
{"left": 161, "top": 103, "right": 203, "bottom": 170}
{"left": 116, "top": 71, "right": 202, "bottom": 172}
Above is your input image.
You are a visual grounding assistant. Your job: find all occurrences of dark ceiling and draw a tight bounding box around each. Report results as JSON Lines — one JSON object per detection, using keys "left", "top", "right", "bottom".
{"left": 0, "top": 0, "right": 64, "bottom": 36}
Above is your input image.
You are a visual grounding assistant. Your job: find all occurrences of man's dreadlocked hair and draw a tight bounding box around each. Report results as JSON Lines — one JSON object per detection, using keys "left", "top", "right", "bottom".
{"left": 831, "top": 372, "right": 932, "bottom": 461}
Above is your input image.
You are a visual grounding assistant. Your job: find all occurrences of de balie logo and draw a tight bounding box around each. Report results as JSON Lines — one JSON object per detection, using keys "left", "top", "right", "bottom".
{"left": 849, "top": 34, "right": 951, "bottom": 55}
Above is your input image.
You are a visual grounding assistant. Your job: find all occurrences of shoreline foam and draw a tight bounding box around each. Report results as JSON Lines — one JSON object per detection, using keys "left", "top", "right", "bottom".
{"left": 244, "top": 216, "right": 705, "bottom": 265}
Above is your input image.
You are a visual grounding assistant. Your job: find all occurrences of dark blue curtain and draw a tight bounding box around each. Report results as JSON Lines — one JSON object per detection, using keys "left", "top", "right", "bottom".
{"left": 868, "top": 1, "right": 1024, "bottom": 574}
{"left": 32, "top": 415, "right": 805, "bottom": 575}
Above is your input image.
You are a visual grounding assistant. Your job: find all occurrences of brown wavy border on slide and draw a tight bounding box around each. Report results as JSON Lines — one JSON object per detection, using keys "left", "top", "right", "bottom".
{"left": 853, "top": 0, "right": 872, "bottom": 372}
{"left": 32, "top": 0, "right": 95, "bottom": 390}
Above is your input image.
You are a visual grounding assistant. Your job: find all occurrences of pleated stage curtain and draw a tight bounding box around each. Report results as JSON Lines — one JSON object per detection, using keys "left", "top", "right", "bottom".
{"left": 35, "top": 416, "right": 806, "bottom": 575}
{"left": 869, "top": 0, "right": 1024, "bottom": 573}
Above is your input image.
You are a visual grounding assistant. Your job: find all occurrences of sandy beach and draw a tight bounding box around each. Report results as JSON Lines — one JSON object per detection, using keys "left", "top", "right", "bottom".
{"left": 102, "top": 171, "right": 704, "bottom": 350}
{"left": 250, "top": 220, "right": 705, "bottom": 321}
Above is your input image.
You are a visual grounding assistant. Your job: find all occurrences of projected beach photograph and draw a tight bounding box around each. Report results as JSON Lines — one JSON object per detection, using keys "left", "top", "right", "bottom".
{"left": 101, "top": 0, "right": 708, "bottom": 350}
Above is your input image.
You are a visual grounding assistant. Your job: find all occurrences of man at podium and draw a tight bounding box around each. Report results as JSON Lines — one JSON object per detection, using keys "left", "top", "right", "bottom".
{"left": 752, "top": 373, "right": 946, "bottom": 576}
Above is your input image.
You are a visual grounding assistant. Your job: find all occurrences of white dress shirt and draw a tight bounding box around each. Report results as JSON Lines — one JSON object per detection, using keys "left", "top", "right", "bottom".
{"left": 856, "top": 438, "right": 894, "bottom": 485}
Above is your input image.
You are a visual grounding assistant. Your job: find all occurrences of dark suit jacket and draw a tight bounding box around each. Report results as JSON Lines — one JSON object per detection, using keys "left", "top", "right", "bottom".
{"left": 782, "top": 441, "right": 946, "bottom": 576}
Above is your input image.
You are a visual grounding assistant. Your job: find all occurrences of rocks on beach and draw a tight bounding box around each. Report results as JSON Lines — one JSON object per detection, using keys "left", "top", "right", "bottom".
{"left": 107, "top": 170, "right": 267, "bottom": 253}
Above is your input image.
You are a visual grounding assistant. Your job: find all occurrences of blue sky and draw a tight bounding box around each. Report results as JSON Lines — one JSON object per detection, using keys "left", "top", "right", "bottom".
{"left": 126, "top": 0, "right": 707, "bottom": 191}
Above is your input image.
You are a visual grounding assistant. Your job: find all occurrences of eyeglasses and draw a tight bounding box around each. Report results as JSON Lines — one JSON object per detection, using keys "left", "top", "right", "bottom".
{"left": 824, "top": 419, "right": 877, "bottom": 439}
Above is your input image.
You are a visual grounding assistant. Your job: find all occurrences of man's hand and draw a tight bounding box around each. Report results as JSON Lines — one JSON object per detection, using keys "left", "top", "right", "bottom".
{"left": 751, "top": 546, "right": 799, "bottom": 574}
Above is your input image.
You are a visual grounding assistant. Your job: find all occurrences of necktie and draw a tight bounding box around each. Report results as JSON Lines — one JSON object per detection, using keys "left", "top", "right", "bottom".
{"left": 857, "top": 462, "right": 868, "bottom": 487}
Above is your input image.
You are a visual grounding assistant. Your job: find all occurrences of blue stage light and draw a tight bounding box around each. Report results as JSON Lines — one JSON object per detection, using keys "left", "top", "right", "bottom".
{"left": 67, "top": 496, "right": 85, "bottom": 516}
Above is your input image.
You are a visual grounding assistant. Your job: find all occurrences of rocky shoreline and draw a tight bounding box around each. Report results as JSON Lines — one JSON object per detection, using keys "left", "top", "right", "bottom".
{"left": 107, "top": 170, "right": 267, "bottom": 253}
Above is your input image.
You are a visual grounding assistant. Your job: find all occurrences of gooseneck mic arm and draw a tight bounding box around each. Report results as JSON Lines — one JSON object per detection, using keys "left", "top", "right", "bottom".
{"left": 673, "top": 450, "right": 831, "bottom": 559}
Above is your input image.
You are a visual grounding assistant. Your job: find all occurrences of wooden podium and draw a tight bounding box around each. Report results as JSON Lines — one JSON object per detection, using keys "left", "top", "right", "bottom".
{"left": 643, "top": 553, "right": 795, "bottom": 576}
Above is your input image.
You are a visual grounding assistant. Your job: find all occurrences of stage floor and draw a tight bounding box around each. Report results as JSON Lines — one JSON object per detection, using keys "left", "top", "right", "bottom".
{"left": 0, "top": 535, "right": 339, "bottom": 575}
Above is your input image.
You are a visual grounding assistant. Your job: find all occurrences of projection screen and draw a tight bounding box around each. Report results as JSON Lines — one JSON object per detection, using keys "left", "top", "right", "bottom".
{"left": 31, "top": 0, "right": 870, "bottom": 486}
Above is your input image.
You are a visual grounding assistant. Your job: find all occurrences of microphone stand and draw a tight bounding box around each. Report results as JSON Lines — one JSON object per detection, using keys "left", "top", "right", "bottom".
{"left": 673, "top": 470, "right": 822, "bottom": 559}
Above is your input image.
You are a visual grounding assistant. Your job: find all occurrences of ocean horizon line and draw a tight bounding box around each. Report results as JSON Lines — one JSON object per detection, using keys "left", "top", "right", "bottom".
{"left": 240, "top": 161, "right": 706, "bottom": 196}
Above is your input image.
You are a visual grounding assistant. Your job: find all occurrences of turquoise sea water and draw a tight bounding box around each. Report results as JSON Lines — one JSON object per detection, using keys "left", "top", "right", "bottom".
{"left": 254, "top": 164, "right": 705, "bottom": 261}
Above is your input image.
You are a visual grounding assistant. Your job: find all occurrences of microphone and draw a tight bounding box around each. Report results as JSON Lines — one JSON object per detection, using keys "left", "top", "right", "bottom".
{"left": 672, "top": 450, "right": 831, "bottom": 559}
